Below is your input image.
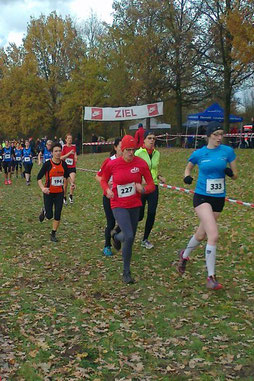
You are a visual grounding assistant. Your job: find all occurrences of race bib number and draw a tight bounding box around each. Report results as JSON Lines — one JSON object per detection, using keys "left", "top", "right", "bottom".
{"left": 4, "top": 154, "right": 10, "bottom": 159}
{"left": 66, "top": 158, "right": 73, "bottom": 165}
{"left": 51, "top": 176, "right": 64, "bottom": 186}
{"left": 24, "top": 156, "right": 30, "bottom": 162}
{"left": 16, "top": 157, "right": 21, "bottom": 161}
{"left": 206, "top": 178, "right": 224, "bottom": 194}
{"left": 117, "top": 182, "right": 136, "bottom": 198}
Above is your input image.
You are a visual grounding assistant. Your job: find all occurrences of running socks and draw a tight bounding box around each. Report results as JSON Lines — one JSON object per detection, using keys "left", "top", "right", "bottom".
{"left": 183, "top": 235, "right": 201, "bottom": 259}
{"left": 205, "top": 244, "right": 216, "bottom": 277}
{"left": 51, "top": 230, "right": 56, "bottom": 236}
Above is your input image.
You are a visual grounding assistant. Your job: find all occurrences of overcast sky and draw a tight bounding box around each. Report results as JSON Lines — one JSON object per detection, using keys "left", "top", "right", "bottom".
{"left": 0, "top": 0, "right": 113, "bottom": 48}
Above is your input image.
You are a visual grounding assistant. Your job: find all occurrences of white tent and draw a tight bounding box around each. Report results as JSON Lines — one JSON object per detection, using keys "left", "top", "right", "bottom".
{"left": 129, "top": 118, "right": 171, "bottom": 130}
{"left": 182, "top": 120, "right": 208, "bottom": 149}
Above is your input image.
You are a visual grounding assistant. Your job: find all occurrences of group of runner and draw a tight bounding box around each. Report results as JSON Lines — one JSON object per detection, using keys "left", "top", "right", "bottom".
{"left": 2, "top": 122, "right": 238, "bottom": 290}
{"left": 0, "top": 139, "right": 35, "bottom": 185}
{"left": 1, "top": 134, "right": 77, "bottom": 243}
{"left": 96, "top": 122, "right": 237, "bottom": 288}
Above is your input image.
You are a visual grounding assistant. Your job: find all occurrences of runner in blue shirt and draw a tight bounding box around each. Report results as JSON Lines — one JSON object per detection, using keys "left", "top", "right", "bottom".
{"left": 14, "top": 143, "right": 23, "bottom": 178}
{"left": 2, "top": 140, "right": 14, "bottom": 185}
{"left": 38, "top": 140, "right": 52, "bottom": 165}
{"left": 22, "top": 139, "right": 34, "bottom": 185}
{"left": 178, "top": 121, "right": 237, "bottom": 290}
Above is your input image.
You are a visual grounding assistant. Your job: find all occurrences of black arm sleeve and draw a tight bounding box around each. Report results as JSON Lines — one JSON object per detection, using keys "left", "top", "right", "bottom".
{"left": 62, "top": 161, "right": 69, "bottom": 179}
{"left": 37, "top": 161, "right": 50, "bottom": 180}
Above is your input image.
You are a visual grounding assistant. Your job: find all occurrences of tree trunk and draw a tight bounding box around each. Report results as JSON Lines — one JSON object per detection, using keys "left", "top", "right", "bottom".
{"left": 174, "top": 70, "right": 183, "bottom": 133}
{"left": 175, "top": 91, "right": 183, "bottom": 133}
{"left": 224, "top": 68, "right": 232, "bottom": 132}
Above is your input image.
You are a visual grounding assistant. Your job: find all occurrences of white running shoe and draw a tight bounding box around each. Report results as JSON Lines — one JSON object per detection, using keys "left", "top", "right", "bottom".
{"left": 141, "top": 239, "right": 154, "bottom": 249}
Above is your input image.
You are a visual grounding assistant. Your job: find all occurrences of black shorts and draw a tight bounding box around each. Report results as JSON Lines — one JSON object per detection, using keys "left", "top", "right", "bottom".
{"left": 193, "top": 193, "right": 225, "bottom": 213}
{"left": 67, "top": 167, "right": 76, "bottom": 175}
{"left": 23, "top": 162, "right": 33, "bottom": 174}
{"left": 44, "top": 192, "right": 64, "bottom": 221}
{"left": 3, "top": 161, "right": 11, "bottom": 174}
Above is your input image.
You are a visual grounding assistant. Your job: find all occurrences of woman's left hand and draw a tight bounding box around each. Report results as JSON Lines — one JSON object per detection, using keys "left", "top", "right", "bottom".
{"left": 136, "top": 183, "right": 144, "bottom": 194}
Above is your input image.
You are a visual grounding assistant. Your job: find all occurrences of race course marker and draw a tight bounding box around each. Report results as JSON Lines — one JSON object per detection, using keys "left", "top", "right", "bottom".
{"left": 159, "top": 183, "right": 254, "bottom": 209}
{"left": 76, "top": 167, "right": 254, "bottom": 209}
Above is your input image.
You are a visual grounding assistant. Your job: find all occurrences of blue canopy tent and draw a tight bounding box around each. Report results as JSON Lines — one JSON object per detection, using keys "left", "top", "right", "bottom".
{"left": 187, "top": 103, "right": 243, "bottom": 148}
{"left": 188, "top": 102, "right": 243, "bottom": 123}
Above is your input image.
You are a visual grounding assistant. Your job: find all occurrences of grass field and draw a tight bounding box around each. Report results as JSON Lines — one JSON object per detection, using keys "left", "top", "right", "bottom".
{"left": 0, "top": 148, "right": 253, "bottom": 380}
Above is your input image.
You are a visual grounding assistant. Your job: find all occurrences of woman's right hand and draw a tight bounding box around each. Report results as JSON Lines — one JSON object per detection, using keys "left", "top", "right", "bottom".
{"left": 42, "top": 187, "right": 50, "bottom": 194}
{"left": 106, "top": 189, "right": 114, "bottom": 199}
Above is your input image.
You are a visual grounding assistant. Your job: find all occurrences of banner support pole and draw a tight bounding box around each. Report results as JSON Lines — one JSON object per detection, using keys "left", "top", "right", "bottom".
{"left": 82, "top": 106, "right": 84, "bottom": 156}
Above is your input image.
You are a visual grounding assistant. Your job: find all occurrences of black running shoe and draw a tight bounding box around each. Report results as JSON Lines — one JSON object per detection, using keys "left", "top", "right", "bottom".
{"left": 111, "top": 229, "right": 121, "bottom": 251}
{"left": 39, "top": 208, "right": 46, "bottom": 223}
{"left": 122, "top": 272, "right": 135, "bottom": 284}
{"left": 50, "top": 233, "right": 58, "bottom": 242}
{"left": 178, "top": 250, "right": 189, "bottom": 274}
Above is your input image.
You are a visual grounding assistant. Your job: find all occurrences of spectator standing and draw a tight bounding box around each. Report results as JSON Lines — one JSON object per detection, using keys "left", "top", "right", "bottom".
{"left": 135, "top": 123, "right": 145, "bottom": 148}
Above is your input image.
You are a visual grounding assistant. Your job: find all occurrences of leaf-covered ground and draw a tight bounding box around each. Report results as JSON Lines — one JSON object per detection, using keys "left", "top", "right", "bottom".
{"left": 0, "top": 148, "right": 253, "bottom": 380}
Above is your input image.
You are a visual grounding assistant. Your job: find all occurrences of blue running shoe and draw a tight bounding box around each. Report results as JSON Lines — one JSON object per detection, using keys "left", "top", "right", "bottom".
{"left": 103, "top": 246, "right": 113, "bottom": 256}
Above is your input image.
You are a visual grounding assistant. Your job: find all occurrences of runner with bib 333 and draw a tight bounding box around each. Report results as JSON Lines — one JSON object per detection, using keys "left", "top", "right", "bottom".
{"left": 178, "top": 121, "right": 237, "bottom": 290}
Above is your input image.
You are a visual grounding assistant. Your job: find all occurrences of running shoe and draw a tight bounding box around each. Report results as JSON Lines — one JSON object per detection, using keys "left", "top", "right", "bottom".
{"left": 39, "top": 207, "right": 46, "bottom": 223}
{"left": 26, "top": 181, "right": 30, "bottom": 186}
{"left": 4, "top": 179, "right": 8, "bottom": 185}
{"left": 50, "top": 233, "right": 58, "bottom": 242}
{"left": 111, "top": 229, "right": 121, "bottom": 251}
{"left": 103, "top": 246, "right": 113, "bottom": 256}
{"left": 178, "top": 250, "right": 189, "bottom": 274}
{"left": 69, "top": 195, "right": 73, "bottom": 204}
{"left": 122, "top": 272, "right": 135, "bottom": 284}
{"left": 63, "top": 197, "right": 67, "bottom": 205}
{"left": 141, "top": 239, "right": 154, "bottom": 249}
{"left": 206, "top": 275, "right": 223, "bottom": 290}
{"left": 8, "top": 179, "right": 12, "bottom": 185}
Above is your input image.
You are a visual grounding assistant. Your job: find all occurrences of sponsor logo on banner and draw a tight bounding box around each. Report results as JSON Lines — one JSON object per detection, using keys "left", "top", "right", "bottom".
{"left": 147, "top": 103, "right": 159, "bottom": 116}
{"left": 130, "top": 167, "right": 140, "bottom": 174}
{"left": 91, "top": 108, "right": 103, "bottom": 120}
